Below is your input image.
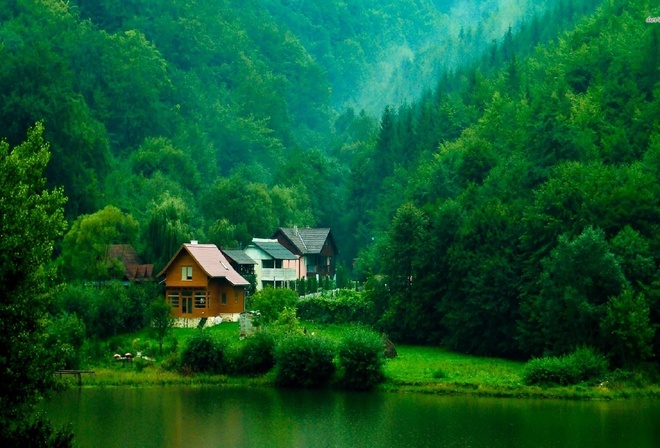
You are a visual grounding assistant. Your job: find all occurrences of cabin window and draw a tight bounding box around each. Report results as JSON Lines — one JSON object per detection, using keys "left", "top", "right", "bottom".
{"left": 221, "top": 292, "right": 227, "bottom": 305}
{"left": 263, "top": 259, "right": 282, "bottom": 269}
{"left": 181, "top": 266, "right": 193, "bottom": 280}
{"left": 194, "top": 291, "right": 207, "bottom": 309}
{"left": 181, "top": 290, "right": 193, "bottom": 314}
{"left": 168, "top": 292, "right": 180, "bottom": 308}
{"left": 306, "top": 256, "right": 317, "bottom": 273}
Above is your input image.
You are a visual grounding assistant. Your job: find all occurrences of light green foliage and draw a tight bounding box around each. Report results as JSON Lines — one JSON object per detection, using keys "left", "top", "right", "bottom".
{"left": 269, "top": 307, "right": 303, "bottom": 337}
{"left": 144, "top": 193, "right": 192, "bottom": 269}
{"left": 59, "top": 205, "right": 138, "bottom": 281}
{"left": 0, "top": 123, "right": 71, "bottom": 444}
{"left": 296, "top": 289, "right": 374, "bottom": 325}
{"left": 248, "top": 288, "right": 298, "bottom": 324}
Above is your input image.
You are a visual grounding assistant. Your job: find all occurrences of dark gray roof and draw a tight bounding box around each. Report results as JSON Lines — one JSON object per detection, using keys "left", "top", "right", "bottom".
{"left": 222, "top": 249, "right": 257, "bottom": 265}
{"left": 251, "top": 239, "right": 298, "bottom": 260}
{"left": 275, "top": 227, "right": 333, "bottom": 255}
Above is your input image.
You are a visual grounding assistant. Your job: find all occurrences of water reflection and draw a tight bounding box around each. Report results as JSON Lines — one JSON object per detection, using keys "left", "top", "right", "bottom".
{"left": 43, "top": 387, "right": 660, "bottom": 448}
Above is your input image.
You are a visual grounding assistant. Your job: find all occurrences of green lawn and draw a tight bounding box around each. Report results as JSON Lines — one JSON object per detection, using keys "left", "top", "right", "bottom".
{"left": 74, "top": 322, "right": 660, "bottom": 400}
{"left": 383, "top": 345, "right": 524, "bottom": 388}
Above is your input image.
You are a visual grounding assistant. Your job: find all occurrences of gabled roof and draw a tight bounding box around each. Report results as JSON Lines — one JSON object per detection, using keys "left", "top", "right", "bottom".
{"left": 157, "top": 243, "right": 250, "bottom": 286}
{"left": 273, "top": 227, "right": 337, "bottom": 255}
{"left": 249, "top": 238, "right": 298, "bottom": 260}
{"left": 222, "top": 249, "right": 257, "bottom": 265}
{"left": 107, "top": 244, "right": 154, "bottom": 282}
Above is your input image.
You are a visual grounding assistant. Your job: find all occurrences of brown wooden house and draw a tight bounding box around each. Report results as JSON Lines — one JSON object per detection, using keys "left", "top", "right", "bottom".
{"left": 106, "top": 244, "right": 154, "bottom": 283}
{"left": 157, "top": 242, "right": 250, "bottom": 325}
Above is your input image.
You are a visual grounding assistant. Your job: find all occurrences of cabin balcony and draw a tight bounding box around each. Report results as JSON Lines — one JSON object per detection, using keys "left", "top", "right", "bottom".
{"left": 261, "top": 268, "right": 297, "bottom": 282}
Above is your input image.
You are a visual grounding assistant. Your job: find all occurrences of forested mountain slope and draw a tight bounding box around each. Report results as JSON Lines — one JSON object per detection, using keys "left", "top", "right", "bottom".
{"left": 360, "top": 0, "right": 660, "bottom": 362}
{"left": 1, "top": 0, "right": 593, "bottom": 272}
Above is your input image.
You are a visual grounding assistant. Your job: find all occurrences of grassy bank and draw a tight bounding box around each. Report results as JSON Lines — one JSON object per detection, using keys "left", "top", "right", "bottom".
{"left": 64, "top": 322, "right": 660, "bottom": 400}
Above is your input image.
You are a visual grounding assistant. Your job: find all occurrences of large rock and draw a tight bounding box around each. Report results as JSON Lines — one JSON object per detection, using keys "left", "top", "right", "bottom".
{"left": 382, "top": 333, "right": 397, "bottom": 358}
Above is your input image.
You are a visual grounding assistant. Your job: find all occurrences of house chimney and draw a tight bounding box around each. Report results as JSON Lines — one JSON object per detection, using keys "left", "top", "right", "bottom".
{"left": 191, "top": 240, "right": 198, "bottom": 245}
{"left": 294, "top": 225, "right": 298, "bottom": 236}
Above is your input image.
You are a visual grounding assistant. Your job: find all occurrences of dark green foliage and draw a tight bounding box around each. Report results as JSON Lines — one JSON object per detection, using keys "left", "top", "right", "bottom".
{"left": 337, "top": 326, "right": 385, "bottom": 390}
{"left": 2, "top": 413, "right": 73, "bottom": 448}
{"left": 90, "top": 282, "right": 131, "bottom": 339}
{"left": 296, "top": 290, "right": 374, "bottom": 325}
{"left": 523, "top": 347, "right": 609, "bottom": 386}
{"left": 179, "top": 330, "right": 229, "bottom": 374}
{"left": 0, "top": 123, "right": 71, "bottom": 445}
{"left": 51, "top": 283, "right": 96, "bottom": 324}
{"left": 600, "top": 290, "right": 655, "bottom": 367}
{"left": 274, "top": 335, "right": 336, "bottom": 388}
{"left": 233, "top": 330, "right": 276, "bottom": 375}
{"left": 53, "top": 282, "right": 154, "bottom": 341}
{"left": 149, "top": 298, "right": 174, "bottom": 355}
{"left": 296, "top": 277, "right": 307, "bottom": 296}
{"left": 307, "top": 276, "right": 318, "bottom": 294}
{"left": 46, "top": 314, "right": 87, "bottom": 370}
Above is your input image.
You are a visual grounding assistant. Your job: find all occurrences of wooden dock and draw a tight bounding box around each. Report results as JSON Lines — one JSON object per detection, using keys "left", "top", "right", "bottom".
{"left": 55, "top": 370, "right": 95, "bottom": 386}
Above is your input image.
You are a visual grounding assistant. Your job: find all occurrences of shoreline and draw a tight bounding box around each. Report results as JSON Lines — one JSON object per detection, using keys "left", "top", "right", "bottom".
{"left": 58, "top": 367, "right": 660, "bottom": 401}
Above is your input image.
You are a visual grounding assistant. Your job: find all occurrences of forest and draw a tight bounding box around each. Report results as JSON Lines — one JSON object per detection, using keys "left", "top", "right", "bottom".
{"left": 2, "top": 0, "right": 660, "bottom": 441}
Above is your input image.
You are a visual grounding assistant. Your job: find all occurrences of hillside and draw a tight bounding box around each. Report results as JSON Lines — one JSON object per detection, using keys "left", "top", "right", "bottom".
{"left": 357, "top": 0, "right": 660, "bottom": 362}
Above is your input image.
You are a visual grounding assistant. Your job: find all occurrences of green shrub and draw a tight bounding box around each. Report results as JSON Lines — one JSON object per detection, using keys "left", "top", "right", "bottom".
{"left": 524, "top": 347, "right": 608, "bottom": 386}
{"left": 248, "top": 288, "right": 298, "bottom": 324}
{"left": 274, "top": 335, "right": 336, "bottom": 388}
{"left": 234, "top": 330, "right": 276, "bottom": 375}
{"left": 296, "top": 289, "right": 374, "bottom": 325}
{"left": 269, "top": 307, "right": 303, "bottom": 336}
{"left": 179, "top": 330, "right": 228, "bottom": 374}
{"left": 160, "top": 351, "right": 180, "bottom": 372}
{"left": 337, "top": 326, "right": 384, "bottom": 390}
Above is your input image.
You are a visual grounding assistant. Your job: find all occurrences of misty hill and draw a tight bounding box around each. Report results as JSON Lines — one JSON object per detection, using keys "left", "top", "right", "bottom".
{"left": 356, "top": 0, "right": 660, "bottom": 361}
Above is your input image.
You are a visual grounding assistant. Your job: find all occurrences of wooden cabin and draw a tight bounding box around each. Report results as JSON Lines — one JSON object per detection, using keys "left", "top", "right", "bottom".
{"left": 272, "top": 227, "right": 339, "bottom": 279}
{"left": 157, "top": 242, "right": 250, "bottom": 326}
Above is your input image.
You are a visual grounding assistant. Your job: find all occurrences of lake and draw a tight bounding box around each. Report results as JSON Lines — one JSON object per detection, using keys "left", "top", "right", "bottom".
{"left": 43, "top": 387, "right": 660, "bottom": 448}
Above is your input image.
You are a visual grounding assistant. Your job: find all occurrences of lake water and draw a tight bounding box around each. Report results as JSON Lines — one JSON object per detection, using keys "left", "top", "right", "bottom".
{"left": 42, "top": 387, "right": 660, "bottom": 448}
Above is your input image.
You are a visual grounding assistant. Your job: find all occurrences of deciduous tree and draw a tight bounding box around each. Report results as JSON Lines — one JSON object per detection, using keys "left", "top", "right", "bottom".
{"left": 0, "top": 123, "right": 72, "bottom": 445}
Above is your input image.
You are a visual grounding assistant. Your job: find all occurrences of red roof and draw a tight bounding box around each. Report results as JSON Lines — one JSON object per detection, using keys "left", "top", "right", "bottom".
{"left": 107, "top": 244, "right": 154, "bottom": 282}
{"left": 157, "top": 243, "right": 249, "bottom": 286}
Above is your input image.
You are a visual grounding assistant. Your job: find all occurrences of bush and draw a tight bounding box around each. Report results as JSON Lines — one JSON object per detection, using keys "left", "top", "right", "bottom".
{"left": 179, "top": 330, "right": 228, "bottom": 374}
{"left": 269, "top": 307, "right": 303, "bottom": 336}
{"left": 248, "top": 288, "right": 298, "bottom": 324}
{"left": 337, "top": 326, "right": 385, "bottom": 390}
{"left": 234, "top": 330, "right": 276, "bottom": 375}
{"left": 296, "top": 289, "right": 374, "bottom": 325}
{"left": 524, "top": 346, "right": 608, "bottom": 386}
{"left": 274, "top": 335, "right": 336, "bottom": 388}
{"left": 46, "top": 314, "right": 87, "bottom": 369}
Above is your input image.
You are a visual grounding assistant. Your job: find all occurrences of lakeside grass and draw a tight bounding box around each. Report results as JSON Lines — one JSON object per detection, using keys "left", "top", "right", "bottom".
{"left": 67, "top": 322, "right": 660, "bottom": 400}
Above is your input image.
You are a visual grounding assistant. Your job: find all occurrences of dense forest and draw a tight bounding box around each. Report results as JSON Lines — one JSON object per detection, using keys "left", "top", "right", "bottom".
{"left": 4, "top": 0, "right": 660, "bottom": 442}
{"left": 4, "top": 0, "right": 656, "bottom": 351}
